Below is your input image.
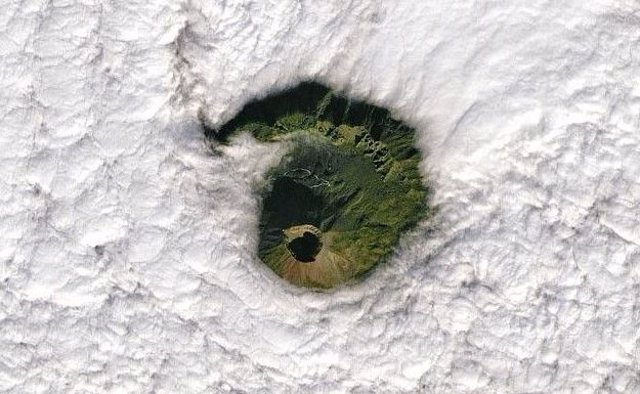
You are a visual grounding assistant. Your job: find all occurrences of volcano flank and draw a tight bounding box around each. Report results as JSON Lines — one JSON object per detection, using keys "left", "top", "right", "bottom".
{"left": 211, "top": 82, "right": 430, "bottom": 288}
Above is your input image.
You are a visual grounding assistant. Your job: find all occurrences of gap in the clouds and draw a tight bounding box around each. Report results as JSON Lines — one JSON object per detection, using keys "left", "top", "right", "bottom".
{"left": 204, "top": 82, "right": 432, "bottom": 289}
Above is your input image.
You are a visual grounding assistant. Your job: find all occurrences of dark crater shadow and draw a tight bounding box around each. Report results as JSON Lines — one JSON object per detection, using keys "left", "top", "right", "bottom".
{"left": 287, "top": 232, "right": 321, "bottom": 263}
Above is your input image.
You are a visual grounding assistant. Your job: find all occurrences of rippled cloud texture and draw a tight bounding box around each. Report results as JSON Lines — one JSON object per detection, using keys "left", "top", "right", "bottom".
{"left": 1, "top": 0, "right": 639, "bottom": 392}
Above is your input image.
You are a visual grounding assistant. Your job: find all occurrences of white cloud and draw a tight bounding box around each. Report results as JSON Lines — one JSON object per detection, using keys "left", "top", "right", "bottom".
{"left": 1, "top": 0, "right": 639, "bottom": 392}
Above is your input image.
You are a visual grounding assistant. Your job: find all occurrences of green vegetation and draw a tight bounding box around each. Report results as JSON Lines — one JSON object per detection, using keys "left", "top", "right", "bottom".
{"left": 211, "top": 82, "right": 431, "bottom": 288}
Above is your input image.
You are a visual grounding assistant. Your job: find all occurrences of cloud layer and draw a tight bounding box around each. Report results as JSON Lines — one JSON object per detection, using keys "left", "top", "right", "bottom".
{"left": 1, "top": 0, "right": 639, "bottom": 392}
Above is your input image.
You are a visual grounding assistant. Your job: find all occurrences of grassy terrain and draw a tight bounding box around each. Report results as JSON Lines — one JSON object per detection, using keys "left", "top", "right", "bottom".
{"left": 212, "top": 82, "right": 430, "bottom": 288}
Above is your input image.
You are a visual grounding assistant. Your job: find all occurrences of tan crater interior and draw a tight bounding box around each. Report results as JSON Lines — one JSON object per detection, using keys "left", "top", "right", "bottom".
{"left": 280, "top": 225, "right": 353, "bottom": 288}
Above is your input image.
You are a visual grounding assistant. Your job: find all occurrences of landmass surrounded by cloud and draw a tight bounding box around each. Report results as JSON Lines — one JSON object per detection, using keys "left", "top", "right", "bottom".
{"left": 0, "top": 0, "right": 638, "bottom": 392}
